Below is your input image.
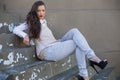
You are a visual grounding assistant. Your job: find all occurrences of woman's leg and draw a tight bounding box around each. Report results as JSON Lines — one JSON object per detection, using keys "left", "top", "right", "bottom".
{"left": 60, "top": 28, "right": 101, "bottom": 63}
{"left": 76, "top": 47, "right": 88, "bottom": 77}
{"left": 44, "top": 40, "right": 76, "bottom": 61}
{"left": 43, "top": 40, "right": 89, "bottom": 79}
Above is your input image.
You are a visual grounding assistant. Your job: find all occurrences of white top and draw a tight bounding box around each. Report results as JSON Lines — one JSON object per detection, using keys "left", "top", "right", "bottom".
{"left": 13, "top": 19, "right": 57, "bottom": 56}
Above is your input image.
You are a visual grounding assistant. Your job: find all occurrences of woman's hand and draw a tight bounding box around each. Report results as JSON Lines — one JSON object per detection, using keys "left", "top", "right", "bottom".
{"left": 23, "top": 35, "right": 30, "bottom": 46}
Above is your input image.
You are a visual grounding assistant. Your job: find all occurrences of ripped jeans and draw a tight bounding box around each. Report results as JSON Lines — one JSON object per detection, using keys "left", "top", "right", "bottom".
{"left": 41, "top": 28, "right": 96, "bottom": 76}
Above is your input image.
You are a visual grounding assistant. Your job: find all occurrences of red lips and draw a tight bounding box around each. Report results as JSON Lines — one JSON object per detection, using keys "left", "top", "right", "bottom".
{"left": 39, "top": 15, "right": 43, "bottom": 17}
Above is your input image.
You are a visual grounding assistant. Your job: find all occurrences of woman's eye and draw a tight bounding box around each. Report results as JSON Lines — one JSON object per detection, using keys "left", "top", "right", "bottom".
{"left": 42, "top": 10, "right": 45, "bottom": 12}
{"left": 37, "top": 10, "right": 45, "bottom": 12}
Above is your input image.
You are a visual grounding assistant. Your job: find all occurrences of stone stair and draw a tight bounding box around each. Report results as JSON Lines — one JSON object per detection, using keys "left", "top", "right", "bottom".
{"left": 116, "top": 76, "right": 120, "bottom": 80}
{"left": 0, "top": 24, "right": 78, "bottom": 80}
{"left": 0, "top": 18, "right": 116, "bottom": 80}
{"left": 48, "top": 65, "right": 115, "bottom": 80}
{"left": 0, "top": 12, "right": 20, "bottom": 24}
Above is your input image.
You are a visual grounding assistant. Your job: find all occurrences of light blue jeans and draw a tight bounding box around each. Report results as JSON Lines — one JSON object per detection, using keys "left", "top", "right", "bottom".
{"left": 43, "top": 28, "right": 96, "bottom": 76}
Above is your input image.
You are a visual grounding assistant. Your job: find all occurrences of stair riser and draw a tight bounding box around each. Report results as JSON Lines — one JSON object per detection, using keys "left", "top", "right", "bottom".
{"left": 0, "top": 47, "right": 36, "bottom": 70}
{"left": 6, "top": 55, "right": 77, "bottom": 80}
{"left": 0, "top": 33, "right": 27, "bottom": 49}
{"left": 0, "top": 26, "right": 11, "bottom": 34}
{"left": 0, "top": 13, "right": 19, "bottom": 23}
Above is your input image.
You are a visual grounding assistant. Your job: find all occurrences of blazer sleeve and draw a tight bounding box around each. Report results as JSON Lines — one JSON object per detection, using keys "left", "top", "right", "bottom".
{"left": 13, "top": 22, "right": 28, "bottom": 38}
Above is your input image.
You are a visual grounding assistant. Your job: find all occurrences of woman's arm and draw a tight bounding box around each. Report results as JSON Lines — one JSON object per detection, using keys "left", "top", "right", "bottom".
{"left": 13, "top": 22, "right": 28, "bottom": 38}
{"left": 13, "top": 22, "right": 30, "bottom": 45}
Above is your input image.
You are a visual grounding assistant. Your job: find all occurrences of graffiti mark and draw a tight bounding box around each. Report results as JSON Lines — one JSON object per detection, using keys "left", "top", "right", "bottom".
{"left": 3, "top": 52, "right": 14, "bottom": 65}
{"left": 0, "top": 59, "right": 3, "bottom": 63}
{"left": 29, "top": 72, "right": 38, "bottom": 80}
{"left": 15, "top": 76, "right": 19, "bottom": 80}
{"left": 0, "top": 23, "right": 3, "bottom": 28}
{"left": 62, "top": 62, "right": 66, "bottom": 67}
{"left": 0, "top": 44, "right": 3, "bottom": 50}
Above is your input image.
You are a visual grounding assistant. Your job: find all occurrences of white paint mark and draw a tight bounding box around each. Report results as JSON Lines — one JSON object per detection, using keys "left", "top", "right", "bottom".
{"left": 6, "top": 43, "right": 8, "bottom": 45}
{"left": 16, "top": 53, "right": 28, "bottom": 62}
{"left": 0, "top": 23, "right": 3, "bottom": 28}
{"left": 37, "top": 69, "right": 40, "bottom": 73}
{"left": 33, "top": 55, "right": 35, "bottom": 57}
{"left": 67, "top": 57, "right": 71, "bottom": 63}
{"left": 16, "top": 53, "right": 19, "bottom": 62}
{"left": 45, "top": 76, "right": 48, "bottom": 78}
{"left": 8, "top": 23, "right": 15, "bottom": 32}
{"left": 20, "top": 71, "right": 26, "bottom": 74}
{"left": 69, "top": 64, "right": 72, "bottom": 68}
{"left": 25, "top": 58, "right": 28, "bottom": 60}
{"left": 15, "top": 76, "right": 19, "bottom": 80}
{"left": 10, "top": 64, "right": 14, "bottom": 67}
{"left": 14, "top": 61, "right": 17, "bottom": 63}
{"left": 3, "top": 52, "right": 14, "bottom": 65}
{"left": 9, "top": 43, "right": 14, "bottom": 46}
{"left": 62, "top": 62, "right": 66, "bottom": 67}
{"left": 0, "top": 44, "right": 3, "bottom": 50}
{"left": 7, "top": 43, "right": 14, "bottom": 47}
{"left": 8, "top": 52, "right": 14, "bottom": 62}
{"left": 29, "top": 72, "right": 38, "bottom": 80}
{"left": 20, "top": 54, "right": 23, "bottom": 58}
{"left": 3, "top": 22, "right": 8, "bottom": 26}
{"left": 0, "top": 59, "right": 3, "bottom": 63}
{"left": 2, "top": 52, "right": 29, "bottom": 66}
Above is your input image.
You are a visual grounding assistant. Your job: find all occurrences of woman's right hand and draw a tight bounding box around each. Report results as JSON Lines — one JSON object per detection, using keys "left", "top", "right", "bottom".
{"left": 23, "top": 35, "right": 30, "bottom": 46}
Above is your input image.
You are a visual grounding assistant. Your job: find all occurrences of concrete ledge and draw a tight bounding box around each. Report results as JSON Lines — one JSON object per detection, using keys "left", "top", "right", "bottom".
{"left": 0, "top": 54, "right": 77, "bottom": 80}
{"left": 0, "top": 46, "right": 36, "bottom": 70}
{"left": 90, "top": 67, "right": 114, "bottom": 80}
{"left": 0, "top": 33, "right": 27, "bottom": 49}
{"left": 49, "top": 66, "right": 114, "bottom": 80}
{"left": 0, "top": 26, "right": 11, "bottom": 34}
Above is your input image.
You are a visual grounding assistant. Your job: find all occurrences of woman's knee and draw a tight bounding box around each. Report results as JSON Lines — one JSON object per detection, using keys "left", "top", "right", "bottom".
{"left": 70, "top": 28, "right": 79, "bottom": 33}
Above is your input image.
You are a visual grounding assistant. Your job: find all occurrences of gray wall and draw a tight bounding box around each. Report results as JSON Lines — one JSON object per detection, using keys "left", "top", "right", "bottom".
{"left": 0, "top": 0, "right": 120, "bottom": 76}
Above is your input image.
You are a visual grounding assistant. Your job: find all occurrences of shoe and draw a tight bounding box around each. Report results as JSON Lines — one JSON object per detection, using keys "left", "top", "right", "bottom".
{"left": 89, "top": 60, "right": 108, "bottom": 74}
{"left": 76, "top": 75, "right": 84, "bottom": 80}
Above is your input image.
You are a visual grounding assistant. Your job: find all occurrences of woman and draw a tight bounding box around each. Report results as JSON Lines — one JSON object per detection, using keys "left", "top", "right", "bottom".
{"left": 13, "top": 1, "right": 108, "bottom": 80}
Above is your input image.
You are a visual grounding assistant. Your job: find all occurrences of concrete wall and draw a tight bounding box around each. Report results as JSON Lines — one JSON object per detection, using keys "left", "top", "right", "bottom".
{"left": 0, "top": 0, "right": 2, "bottom": 11}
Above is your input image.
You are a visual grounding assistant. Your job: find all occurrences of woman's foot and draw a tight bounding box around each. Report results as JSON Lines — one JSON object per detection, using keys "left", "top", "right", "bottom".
{"left": 89, "top": 56, "right": 101, "bottom": 63}
{"left": 89, "top": 59, "right": 108, "bottom": 73}
{"left": 77, "top": 75, "right": 89, "bottom": 80}
{"left": 89, "top": 59, "right": 108, "bottom": 69}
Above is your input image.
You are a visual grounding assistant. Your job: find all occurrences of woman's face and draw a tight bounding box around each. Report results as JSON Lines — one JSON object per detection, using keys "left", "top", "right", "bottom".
{"left": 37, "top": 5, "right": 46, "bottom": 19}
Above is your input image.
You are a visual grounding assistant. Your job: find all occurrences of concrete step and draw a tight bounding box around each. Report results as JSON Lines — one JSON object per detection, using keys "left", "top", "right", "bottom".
{"left": 0, "top": 33, "right": 28, "bottom": 49}
{"left": 90, "top": 67, "right": 115, "bottom": 80}
{"left": 0, "top": 26, "right": 11, "bottom": 34}
{"left": 0, "top": 25, "right": 22, "bottom": 34}
{"left": 48, "top": 65, "right": 78, "bottom": 80}
{"left": 48, "top": 66, "right": 114, "bottom": 80}
{"left": 0, "top": 46, "right": 36, "bottom": 70}
{"left": 0, "top": 12, "right": 20, "bottom": 23}
{"left": 116, "top": 76, "right": 120, "bottom": 80}
{"left": 0, "top": 54, "right": 77, "bottom": 80}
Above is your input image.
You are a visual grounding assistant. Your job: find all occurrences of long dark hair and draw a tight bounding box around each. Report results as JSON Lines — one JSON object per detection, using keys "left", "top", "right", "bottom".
{"left": 26, "top": 1, "right": 45, "bottom": 39}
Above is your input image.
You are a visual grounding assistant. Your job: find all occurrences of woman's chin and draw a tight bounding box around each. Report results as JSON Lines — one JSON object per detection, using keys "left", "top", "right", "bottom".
{"left": 39, "top": 17, "right": 44, "bottom": 20}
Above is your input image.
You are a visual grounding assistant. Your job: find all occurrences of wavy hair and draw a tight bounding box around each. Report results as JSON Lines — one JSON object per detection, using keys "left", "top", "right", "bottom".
{"left": 26, "top": 1, "right": 45, "bottom": 39}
